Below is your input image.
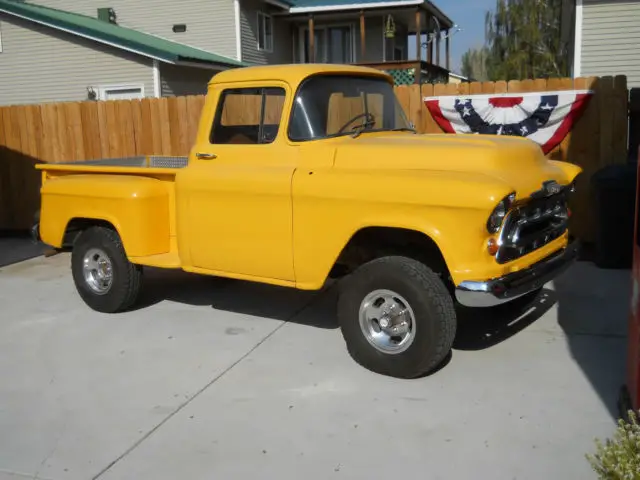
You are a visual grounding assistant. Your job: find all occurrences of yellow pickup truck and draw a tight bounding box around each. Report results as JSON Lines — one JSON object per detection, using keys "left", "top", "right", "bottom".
{"left": 33, "top": 64, "right": 581, "bottom": 378}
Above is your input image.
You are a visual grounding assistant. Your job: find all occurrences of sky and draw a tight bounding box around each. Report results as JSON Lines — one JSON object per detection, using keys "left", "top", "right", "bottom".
{"left": 405, "top": 0, "right": 497, "bottom": 74}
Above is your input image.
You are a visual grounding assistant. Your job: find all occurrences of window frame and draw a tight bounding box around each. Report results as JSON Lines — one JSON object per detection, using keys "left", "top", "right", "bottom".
{"left": 209, "top": 86, "right": 286, "bottom": 145}
{"left": 257, "top": 11, "right": 273, "bottom": 52}
{"left": 97, "top": 83, "right": 145, "bottom": 101}
{"left": 286, "top": 73, "right": 411, "bottom": 143}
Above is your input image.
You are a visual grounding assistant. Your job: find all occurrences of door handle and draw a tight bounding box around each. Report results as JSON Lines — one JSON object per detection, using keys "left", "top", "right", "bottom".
{"left": 196, "top": 152, "right": 217, "bottom": 160}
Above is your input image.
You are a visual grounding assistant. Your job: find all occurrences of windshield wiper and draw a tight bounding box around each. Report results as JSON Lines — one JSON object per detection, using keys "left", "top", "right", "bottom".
{"left": 391, "top": 127, "right": 417, "bottom": 134}
{"left": 351, "top": 120, "right": 377, "bottom": 138}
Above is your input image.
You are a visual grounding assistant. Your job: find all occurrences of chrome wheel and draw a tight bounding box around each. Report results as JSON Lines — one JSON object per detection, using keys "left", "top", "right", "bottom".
{"left": 82, "top": 248, "right": 113, "bottom": 295}
{"left": 358, "top": 289, "right": 416, "bottom": 354}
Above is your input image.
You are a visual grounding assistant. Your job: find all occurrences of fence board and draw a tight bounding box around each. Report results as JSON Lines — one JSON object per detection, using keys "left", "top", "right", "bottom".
{"left": 0, "top": 76, "right": 631, "bottom": 241}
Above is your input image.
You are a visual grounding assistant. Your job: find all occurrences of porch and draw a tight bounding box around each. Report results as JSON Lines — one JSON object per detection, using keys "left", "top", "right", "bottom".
{"left": 280, "top": 4, "right": 454, "bottom": 85}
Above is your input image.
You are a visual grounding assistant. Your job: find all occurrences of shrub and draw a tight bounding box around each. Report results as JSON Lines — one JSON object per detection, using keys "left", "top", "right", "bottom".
{"left": 586, "top": 410, "right": 640, "bottom": 479}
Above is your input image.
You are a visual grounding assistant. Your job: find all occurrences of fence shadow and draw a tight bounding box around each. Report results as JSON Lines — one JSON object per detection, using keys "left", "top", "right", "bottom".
{"left": 0, "top": 146, "right": 42, "bottom": 232}
{"left": 555, "top": 74, "right": 630, "bottom": 420}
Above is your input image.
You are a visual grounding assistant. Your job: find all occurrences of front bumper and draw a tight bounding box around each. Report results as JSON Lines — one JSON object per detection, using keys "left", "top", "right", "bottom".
{"left": 455, "top": 239, "right": 580, "bottom": 308}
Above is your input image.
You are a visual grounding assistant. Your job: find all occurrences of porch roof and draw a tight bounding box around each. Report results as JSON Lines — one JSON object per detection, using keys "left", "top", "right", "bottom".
{"left": 281, "top": 0, "right": 454, "bottom": 29}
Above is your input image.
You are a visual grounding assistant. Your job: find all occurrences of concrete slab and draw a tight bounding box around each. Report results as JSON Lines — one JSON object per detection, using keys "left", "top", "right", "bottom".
{"left": 0, "top": 254, "right": 319, "bottom": 480}
{"left": 0, "top": 252, "right": 630, "bottom": 480}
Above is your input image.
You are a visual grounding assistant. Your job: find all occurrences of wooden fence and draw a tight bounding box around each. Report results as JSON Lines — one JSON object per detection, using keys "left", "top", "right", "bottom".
{"left": 0, "top": 75, "right": 629, "bottom": 244}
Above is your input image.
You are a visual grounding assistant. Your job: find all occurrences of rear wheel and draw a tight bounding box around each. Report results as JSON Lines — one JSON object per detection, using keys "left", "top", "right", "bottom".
{"left": 71, "top": 226, "right": 143, "bottom": 313}
{"left": 337, "top": 256, "right": 457, "bottom": 378}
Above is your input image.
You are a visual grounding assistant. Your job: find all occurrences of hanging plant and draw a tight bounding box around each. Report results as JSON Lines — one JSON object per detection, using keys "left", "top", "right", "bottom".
{"left": 385, "top": 15, "right": 396, "bottom": 39}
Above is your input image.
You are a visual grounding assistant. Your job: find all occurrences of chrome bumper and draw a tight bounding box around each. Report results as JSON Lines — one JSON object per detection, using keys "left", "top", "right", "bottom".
{"left": 455, "top": 239, "right": 580, "bottom": 308}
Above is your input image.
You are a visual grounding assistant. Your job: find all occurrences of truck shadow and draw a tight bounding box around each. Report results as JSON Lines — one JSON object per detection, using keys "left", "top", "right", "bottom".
{"left": 135, "top": 267, "right": 339, "bottom": 329}
{"left": 453, "top": 288, "right": 557, "bottom": 351}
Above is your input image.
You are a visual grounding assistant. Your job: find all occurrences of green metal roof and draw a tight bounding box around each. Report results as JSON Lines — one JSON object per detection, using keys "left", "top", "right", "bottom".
{"left": 0, "top": 0, "right": 246, "bottom": 68}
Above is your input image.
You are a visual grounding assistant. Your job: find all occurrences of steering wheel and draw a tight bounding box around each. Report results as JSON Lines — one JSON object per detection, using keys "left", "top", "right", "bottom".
{"left": 336, "top": 112, "right": 376, "bottom": 134}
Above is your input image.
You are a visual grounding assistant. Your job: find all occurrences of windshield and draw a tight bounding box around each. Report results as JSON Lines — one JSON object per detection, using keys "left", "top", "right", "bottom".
{"left": 288, "top": 74, "right": 413, "bottom": 141}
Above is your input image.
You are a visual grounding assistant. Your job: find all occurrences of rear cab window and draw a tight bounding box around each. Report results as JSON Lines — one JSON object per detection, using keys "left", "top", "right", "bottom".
{"left": 210, "top": 87, "right": 286, "bottom": 145}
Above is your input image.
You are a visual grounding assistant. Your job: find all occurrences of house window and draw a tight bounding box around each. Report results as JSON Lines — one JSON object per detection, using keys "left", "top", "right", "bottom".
{"left": 210, "top": 87, "right": 286, "bottom": 144}
{"left": 98, "top": 84, "right": 145, "bottom": 101}
{"left": 300, "top": 24, "right": 354, "bottom": 63}
{"left": 257, "top": 12, "right": 273, "bottom": 52}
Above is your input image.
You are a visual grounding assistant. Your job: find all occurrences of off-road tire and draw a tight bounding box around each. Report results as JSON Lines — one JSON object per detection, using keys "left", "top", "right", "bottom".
{"left": 71, "top": 226, "right": 143, "bottom": 313}
{"left": 337, "top": 256, "right": 457, "bottom": 378}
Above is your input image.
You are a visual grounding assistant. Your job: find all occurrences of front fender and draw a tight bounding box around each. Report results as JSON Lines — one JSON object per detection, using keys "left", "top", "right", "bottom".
{"left": 292, "top": 168, "right": 513, "bottom": 289}
{"left": 39, "top": 174, "right": 170, "bottom": 257}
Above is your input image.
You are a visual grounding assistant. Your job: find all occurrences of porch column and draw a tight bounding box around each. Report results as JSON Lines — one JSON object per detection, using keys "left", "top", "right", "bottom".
{"left": 414, "top": 9, "right": 421, "bottom": 61}
{"left": 427, "top": 14, "right": 433, "bottom": 64}
{"left": 360, "top": 10, "right": 366, "bottom": 61}
{"left": 308, "top": 15, "right": 315, "bottom": 63}
{"left": 436, "top": 29, "right": 441, "bottom": 66}
{"left": 445, "top": 29, "right": 450, "bottom": 70}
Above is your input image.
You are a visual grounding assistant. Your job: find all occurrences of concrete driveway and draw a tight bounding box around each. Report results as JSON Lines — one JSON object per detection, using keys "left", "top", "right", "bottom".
{"left": 0, "top": 247, "right": 630, "bottom": 480}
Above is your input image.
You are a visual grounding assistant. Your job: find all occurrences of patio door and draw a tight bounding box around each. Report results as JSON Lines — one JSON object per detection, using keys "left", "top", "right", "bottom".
{"left": 300, "top": 25, "right": 354, "bottom": 63}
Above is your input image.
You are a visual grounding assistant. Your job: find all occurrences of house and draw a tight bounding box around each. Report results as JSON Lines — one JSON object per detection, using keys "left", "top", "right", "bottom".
{"left": 0, "top": 0, "right": 455, "bottom": 106}
{"left": 564, "top": 0, "right": 640, "bottom": 88}
{"left": 448, "top": 72, "right": 469, "bottom": 84}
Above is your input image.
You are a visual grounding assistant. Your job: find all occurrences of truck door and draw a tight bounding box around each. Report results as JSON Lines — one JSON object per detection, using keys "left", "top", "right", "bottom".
{"left": 179, "top": 83, "right": 296, "bottom": 282}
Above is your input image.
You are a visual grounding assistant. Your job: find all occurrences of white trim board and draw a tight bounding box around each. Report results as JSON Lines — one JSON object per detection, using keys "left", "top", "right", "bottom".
{"left": 97, "top": 83, "right": 146, "bottom": 101}
{"left": 573, "top": 0, "right": 583, "bottom": 78}
{"left": 289, "top": 0, "right": 423, "bottom": 13}
{"left": 234, "top": 0, "right": 242, "bottom": 61}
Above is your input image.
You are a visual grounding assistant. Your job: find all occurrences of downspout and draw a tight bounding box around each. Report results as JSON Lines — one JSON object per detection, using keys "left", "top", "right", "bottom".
{"left": 152, "top": 59, "right": 161, "bottom": 98}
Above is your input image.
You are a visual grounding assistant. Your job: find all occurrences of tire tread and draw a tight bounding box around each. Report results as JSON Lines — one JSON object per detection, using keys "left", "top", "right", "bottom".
{"left": 337, "top": 255, "right": 457, "bottom": 378}
{"left": 72, "top": 226, "right": 143, "bottom": 313}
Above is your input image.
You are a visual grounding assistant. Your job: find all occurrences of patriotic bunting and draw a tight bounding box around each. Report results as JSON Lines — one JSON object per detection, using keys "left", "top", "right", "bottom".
{"left": 423, "top": 90, "right": 593, "bottom": 154}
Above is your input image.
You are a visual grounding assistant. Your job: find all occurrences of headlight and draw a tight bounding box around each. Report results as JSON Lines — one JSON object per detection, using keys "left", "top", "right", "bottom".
{"left": 487, "top": 192, "right": 516, "bottom": 234}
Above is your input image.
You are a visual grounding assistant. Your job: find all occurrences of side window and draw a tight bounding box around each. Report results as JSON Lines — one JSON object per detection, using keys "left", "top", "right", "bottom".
{"left": 257, "top": 12, "right": 273, "bottom": 52}
{"left": 210, "top": 87, "right": 286, "bottom": 145}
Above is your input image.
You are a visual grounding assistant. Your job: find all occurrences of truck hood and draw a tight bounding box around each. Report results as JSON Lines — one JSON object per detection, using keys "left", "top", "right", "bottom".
{"left": 331, "top": 133, "right": 581, "bottom": 199}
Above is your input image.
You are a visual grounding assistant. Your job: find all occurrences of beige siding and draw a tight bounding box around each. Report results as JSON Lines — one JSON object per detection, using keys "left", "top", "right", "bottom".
{"left": 33, "top": 0, "right": 237, "bottom": 60}
{"left": 0, "top": 14, "right": 154, "bottom": 106}
{"left": 160, "top": 63, "right": 218, "bottom": 96}
{"left": 240, "top": 0, "right": 292, "bottom": 65}
{"left": 581, "top": 0, "right": 640, "bottom": 87}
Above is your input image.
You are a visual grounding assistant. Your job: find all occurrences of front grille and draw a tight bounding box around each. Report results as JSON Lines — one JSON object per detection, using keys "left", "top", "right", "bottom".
{"left": 496, "top": 192, "right": 570, "bottom": 264}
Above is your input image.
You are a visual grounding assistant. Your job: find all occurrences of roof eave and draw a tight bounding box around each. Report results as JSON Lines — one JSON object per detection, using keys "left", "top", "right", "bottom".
{"left": 176, "top": 57, "right": 247, "bottom": 69}
{"left": 287, "top": 0, "right": 454, "bottom": 28}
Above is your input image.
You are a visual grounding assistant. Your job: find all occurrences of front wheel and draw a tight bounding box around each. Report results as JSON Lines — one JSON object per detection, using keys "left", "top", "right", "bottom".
{"left": 337, "top": 256, "right": 457, "bottom": 378}
{"left": 71, "top": 226, "right": 143, "bottom": 313}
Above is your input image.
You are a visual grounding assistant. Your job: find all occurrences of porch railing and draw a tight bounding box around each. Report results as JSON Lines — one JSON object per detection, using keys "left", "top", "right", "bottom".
{"left": 354, "top": 60, "right": 450, "bottom": 86}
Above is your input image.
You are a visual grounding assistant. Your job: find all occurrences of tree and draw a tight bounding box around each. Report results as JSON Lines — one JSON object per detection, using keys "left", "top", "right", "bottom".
{"left": 461, "top": 47, "right": 490, "bottom": 81}
{"left": 460, "top": 0, "right": 570, "bottom": 81}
